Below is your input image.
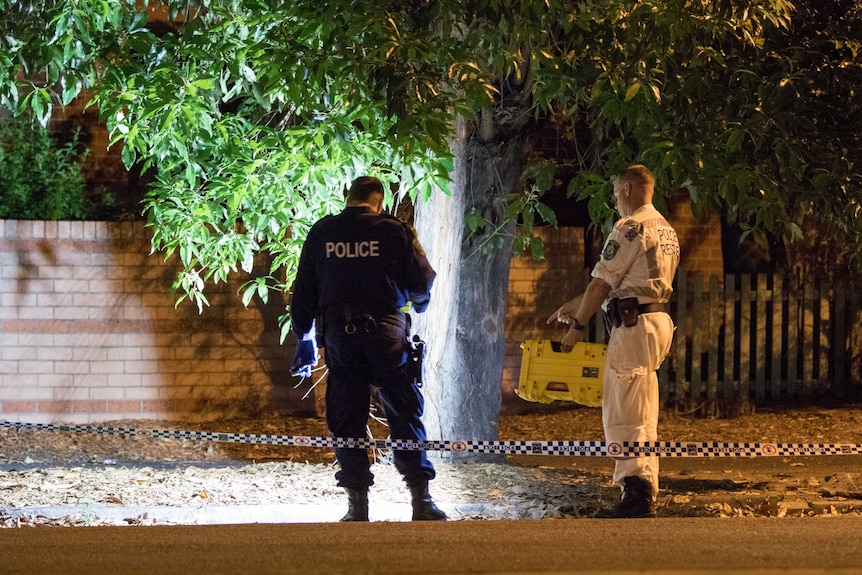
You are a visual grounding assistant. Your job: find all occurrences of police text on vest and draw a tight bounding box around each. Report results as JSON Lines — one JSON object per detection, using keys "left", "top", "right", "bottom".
{"left": 325, "top": 241, "right": 380, "bottom": 258}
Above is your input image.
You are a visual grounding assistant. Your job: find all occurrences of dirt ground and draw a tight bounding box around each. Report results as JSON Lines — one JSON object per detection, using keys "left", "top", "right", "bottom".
{"left": 2, "top": 403, "right": 862, "bottom": 526}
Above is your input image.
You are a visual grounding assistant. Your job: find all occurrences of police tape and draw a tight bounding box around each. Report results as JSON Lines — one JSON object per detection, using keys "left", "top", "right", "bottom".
{"left": 4, "top": 420, "right": 862, "bottom": 458}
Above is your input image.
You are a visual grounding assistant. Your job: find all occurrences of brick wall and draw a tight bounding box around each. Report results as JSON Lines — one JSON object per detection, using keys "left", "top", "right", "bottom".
{"left": 667, "top": 189, "right": 724, "bottom": 278}
{"left": 0, "top": 220, "right": 312, "bottom": 424}
{"left": 0, "top": 189, "right": 719, "bottom": 423}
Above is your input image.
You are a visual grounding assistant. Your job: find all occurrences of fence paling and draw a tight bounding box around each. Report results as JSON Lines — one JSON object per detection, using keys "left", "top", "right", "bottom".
{"left": 835, "top": 289, "right": 847, "bottom": 394}
{"left": 802, "top": 280, "right": 814, "bottom": 388}
{"left": 576, "top": 269, "right": 860, "bottom": 404}
{"left": 741, "top": 275, "right": 753, "bottom": 401}
{"left": 852, "top": 290, "right": 862, "bottom": 391}
{"left": 662, "top": 271, "right": 861, "bottom": 405}
{"left": 755, "top": 275, "right": 767, "bottom": 400}
{"left": 787, "top": 275, "right": 799, "bottom": 393}
{"left": 691, "top": 274, "right": 704, "bottom": 399}
{"left": 675, "top": 268, "right": 689, "bottom": 399}
{"left": 820, "top": 280, "right": 830, "bottom": 388}
{"left": 772, "top": 276, "right": 783, "bottom": 397}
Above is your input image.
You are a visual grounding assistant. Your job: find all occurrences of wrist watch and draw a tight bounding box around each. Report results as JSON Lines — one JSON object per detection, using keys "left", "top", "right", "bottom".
{"left": 569, "top": 318, "right": 585, "bottom": 331}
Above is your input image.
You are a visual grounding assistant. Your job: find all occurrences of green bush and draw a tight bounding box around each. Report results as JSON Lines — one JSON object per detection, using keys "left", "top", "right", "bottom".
{"left": 0, "top": 115, "right": 90, "bottom": 220}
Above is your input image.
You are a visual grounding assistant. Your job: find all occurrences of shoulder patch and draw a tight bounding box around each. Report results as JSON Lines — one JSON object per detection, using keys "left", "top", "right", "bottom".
{"left": 624, "top": 225, "right": 641, "bottom": 242}
{"left": 602, "top": 240, "right": 620, "bottom": 261}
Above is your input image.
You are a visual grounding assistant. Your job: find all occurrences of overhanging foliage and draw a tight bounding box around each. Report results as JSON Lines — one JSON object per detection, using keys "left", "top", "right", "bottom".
{"left": 3, "top": 0, "right": 862, "bottom": 325}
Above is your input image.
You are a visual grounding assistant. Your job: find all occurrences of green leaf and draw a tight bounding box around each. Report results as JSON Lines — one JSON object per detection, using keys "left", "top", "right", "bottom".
{"left": 624, "top": 81, "right": 641, "bottom": 102}
{"left": 726, "top": 129, "right": 745, "bottom": 153}
{"left": 535, "top": 202, "right": 558, "bottom": 227}
{"left": 120, "top": 142, "right": 136, "bottom": 169}
{"left": 240, "top": 281, "right": 257, "bottom": 307}
{"left": 530, "top": 236, "right": 545, "bottom": 260}
{"left": 189, "top": 77, "right": 217, "bottom": 91}
{"left": 465, "top": 208, "right": 485, "bottom": 233}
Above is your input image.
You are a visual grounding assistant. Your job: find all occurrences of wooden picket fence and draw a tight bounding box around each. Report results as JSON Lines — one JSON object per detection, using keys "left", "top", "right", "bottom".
{"left": 585, "top": 269, "right": 862, "bottom": 412}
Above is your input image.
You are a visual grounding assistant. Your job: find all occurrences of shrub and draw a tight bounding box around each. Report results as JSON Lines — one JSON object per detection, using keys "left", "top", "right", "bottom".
{"left": 0, "top": 115, "right": 90, "bottom": 220}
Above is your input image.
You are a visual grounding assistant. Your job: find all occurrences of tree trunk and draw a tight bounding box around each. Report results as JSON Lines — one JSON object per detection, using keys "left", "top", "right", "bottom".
{"left": 413, "top": 111, "right": 530, "bottom": 461}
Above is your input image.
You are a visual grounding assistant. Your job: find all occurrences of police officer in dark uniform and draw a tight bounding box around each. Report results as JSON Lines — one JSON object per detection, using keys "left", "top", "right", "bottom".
{"left": 290, "top": 176, "right": 446, "bottom": 522}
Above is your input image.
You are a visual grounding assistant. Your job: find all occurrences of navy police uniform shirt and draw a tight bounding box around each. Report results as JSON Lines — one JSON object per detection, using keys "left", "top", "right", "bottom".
{"left": 290, "top": 206, "right": 436, "bottom": 338}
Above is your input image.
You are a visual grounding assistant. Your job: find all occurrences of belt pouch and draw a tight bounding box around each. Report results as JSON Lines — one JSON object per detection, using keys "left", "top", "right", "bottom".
{"left": 616, "top": 297, "right": 640, "bottom": 327}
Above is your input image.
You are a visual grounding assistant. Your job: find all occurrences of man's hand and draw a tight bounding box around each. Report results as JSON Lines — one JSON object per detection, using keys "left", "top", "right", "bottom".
{"left": 548, "top": 295, "right": 585, "bottom": 353}
{"left": 291, "top": 338, "right": 318, "bottom": 378}
{"left": 559, "top": 324, "right": 583, "bottom": 353}
{"left": 547, "top": 295, "right": 584, "bottom": 325}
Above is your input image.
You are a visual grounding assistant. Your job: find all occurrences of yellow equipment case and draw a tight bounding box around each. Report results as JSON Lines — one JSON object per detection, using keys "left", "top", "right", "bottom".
{"left": 515, "top": 340, "right": 607, "bottom": 407}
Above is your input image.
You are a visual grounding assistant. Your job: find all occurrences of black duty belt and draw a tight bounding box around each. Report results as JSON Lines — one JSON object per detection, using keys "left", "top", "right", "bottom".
{"left": 319, "top": 303, "right": 405, "bottom": 335}
{"left": 606, "top": 297, "right": 667, "bottom": 329}
{"left": 637, "top": 302, "right": 667, "bottom": 314}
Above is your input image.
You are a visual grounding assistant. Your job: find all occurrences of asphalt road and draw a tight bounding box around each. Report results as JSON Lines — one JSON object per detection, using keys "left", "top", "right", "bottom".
{"left": 3, "top": 516, "right": 862, "bottom": 574}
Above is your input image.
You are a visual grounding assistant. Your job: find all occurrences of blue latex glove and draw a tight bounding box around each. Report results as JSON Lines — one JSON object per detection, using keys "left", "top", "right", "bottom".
{"left": 291, "top": 332, "right": 318, "bottom": 378}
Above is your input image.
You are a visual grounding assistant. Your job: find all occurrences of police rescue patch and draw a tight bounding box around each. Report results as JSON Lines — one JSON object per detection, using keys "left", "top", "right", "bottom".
{"left": 603, "top": 240, "right": 620, "bottom": 260}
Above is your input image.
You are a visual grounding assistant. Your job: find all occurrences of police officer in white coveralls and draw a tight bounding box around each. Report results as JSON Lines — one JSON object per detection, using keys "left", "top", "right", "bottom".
{"left": 290, "top": 176, "right": 446, "bottom": 522}
{"left": 547, "top": 164, "right": 680, "bottom": 518}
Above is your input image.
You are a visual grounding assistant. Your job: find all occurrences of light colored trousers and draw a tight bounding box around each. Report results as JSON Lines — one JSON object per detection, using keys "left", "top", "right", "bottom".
{"left": 602, "top": 312, "right": 675, "bottom": 497}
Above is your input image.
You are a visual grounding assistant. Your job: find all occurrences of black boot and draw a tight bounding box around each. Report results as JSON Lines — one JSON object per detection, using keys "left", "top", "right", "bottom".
{"left": 408, "top": 480, "right": 447, "bottom": 521}
{"left": 340, "top": 488, "right": 369, "bottom": 522}
{"left": 595, "top": 476, "right": 656, "bottom": 518}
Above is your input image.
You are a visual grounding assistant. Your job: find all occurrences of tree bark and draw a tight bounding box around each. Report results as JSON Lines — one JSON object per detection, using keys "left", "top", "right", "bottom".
{"left": 413, "top": 108, "right": 530, "bottom": 461}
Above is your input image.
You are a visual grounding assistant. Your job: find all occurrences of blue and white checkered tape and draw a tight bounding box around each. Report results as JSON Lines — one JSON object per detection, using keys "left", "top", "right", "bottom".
{"left": 2, "top": 421, "right": 861, "bottom": 457}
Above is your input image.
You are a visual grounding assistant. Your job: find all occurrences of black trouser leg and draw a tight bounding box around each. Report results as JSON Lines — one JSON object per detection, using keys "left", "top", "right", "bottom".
{"left": 377, "top": 380, "right": 436, "bottom": 484}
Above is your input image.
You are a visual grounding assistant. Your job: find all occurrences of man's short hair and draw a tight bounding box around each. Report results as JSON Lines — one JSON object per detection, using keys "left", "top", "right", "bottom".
{"left": 346, "top": 176, "right": 385, "bottom": 203}
{"left": 617, "top": 164, "right": 655, "bottom": 190}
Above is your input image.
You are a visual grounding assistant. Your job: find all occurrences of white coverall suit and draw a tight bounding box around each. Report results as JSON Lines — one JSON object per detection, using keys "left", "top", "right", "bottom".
{"left": 591, "top": 204, "right": 680, "bottom": 496}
